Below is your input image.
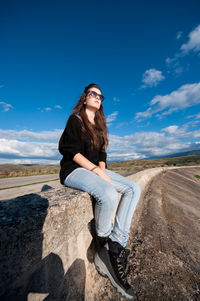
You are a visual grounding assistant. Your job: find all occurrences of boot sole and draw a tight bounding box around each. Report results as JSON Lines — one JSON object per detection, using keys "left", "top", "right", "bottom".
{"left": 94, "top": 252, "right": 135, "bottom": 300}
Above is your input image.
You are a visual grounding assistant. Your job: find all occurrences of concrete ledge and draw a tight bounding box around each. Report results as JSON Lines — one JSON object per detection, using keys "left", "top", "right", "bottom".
{"left": 0, "top": 186, "right": 97, "bottom": 300}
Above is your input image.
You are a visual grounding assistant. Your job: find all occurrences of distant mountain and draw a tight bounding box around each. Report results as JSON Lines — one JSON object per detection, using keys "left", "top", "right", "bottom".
{"left": 19, "top": 164, "right": 38, "bottom": 166}
{"left": 145, "top": 149, "right": 200, "bottom": 160}
{"left": 164, "top": 150, "right": 200, "bottom": 158}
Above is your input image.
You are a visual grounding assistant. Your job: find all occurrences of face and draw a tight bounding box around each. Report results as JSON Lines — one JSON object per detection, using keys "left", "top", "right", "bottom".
{"left": 84, "top": 87, "right": 103, "bottom": 111}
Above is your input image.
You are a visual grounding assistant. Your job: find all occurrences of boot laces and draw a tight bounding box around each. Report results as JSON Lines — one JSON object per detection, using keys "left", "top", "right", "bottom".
{"left": 117, "top": 249, "right": 128, "bottom": 283}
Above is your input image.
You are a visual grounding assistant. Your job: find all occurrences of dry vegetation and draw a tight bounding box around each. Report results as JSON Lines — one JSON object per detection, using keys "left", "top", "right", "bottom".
{"left": 1, "top": 155, "right": 200, "bottom": 178}
{"left": 107, "top": 155, "right": 200, "bottom": 176}
{"left": 0, "top": 164, "right": 60, "bottom": 178}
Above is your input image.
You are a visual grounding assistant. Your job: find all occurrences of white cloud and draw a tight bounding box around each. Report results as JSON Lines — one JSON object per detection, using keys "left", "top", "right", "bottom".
{"left": 176, "top": 31, "right": 182, "bottom": 40}
{"left": 0, "top": 129, "right": 62, "bottom": 142}
{"left": 165, "top": 25, "right": 200, "bottom": 75}
{"left": 162, "top": 125, "right": 200, "bottom": 139}
{"left": 161, "top": 125, "right": 190, "bottom": 137}
{"left": 113, "top": 97, "right": 120, "bottom": 104}
{"left": 165, "top": 55, "right": 184, "bottom": 75}
{"left": 0, "top": 126, "right": 200, "bottom": 163}
{"left": 165, "top": 57, "right": 174, "bottom": 65}
{"left": 0, "top": 101, "right": 13, "bottom": 112}
{"left": 0, "top": 128, "right": 63, "bottom": 164}
{"left": 0, "top": 158, "right": 60, "bottom": 165}
{"left": 45, "top": 107, "right": 51, "bottom": 111}
{"left": 162, "top": 125, "right": 182, "bottom": 135}
{"left": 0, "top": 139, "right": 59, "bottom": 160}
{"left": 141, "top": 68, "right": 165, "bottom": 88}
{"left": 106, "top": 111, "right": 118, "bottom": 125}
{"left": 38, "top": 107, "right": 51, "bottom": 112}
{"left": 115, "top": 122, "right": 130, "bottom": 129}
{"left": 38, "top": 105, "right": 63, "bottom": 112}
{"left": 181, "top": 24, "right": 200, "bottom": 54}
{"left": 135, "top": 82, "right": 200, "bottom": 121}
{"left": 55, "top": 105, "right": 62, "bottom": 109}
{"left": 107, "top": 130, "right": 195, "bottom": 161}
{"left": 177, "top": 114, "right": 200, "bottom": 129}
{"left": 186, "top": 113, "right": 200, "bottom": 126}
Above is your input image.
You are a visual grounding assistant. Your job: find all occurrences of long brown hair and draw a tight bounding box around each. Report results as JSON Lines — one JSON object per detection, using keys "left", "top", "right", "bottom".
{"left": 72, "top": 83, "right": 108, "bottom": 150}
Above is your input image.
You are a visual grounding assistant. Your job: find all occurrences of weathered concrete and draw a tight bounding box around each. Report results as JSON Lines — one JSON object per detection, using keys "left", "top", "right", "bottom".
{"left": 0, "top": 186, "right": 95, "bottom": 300}
{"left": 0, "top": 166, "right": 200, "bottom": 300}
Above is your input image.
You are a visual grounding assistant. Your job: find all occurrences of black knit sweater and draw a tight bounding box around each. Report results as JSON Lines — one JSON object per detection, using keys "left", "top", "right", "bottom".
{"left": 58, "top": 114, "right": 107, "bottom": 184}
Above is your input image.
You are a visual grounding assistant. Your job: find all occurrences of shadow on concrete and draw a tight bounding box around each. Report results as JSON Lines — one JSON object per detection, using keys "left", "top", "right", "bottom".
{"left": 0, "top": 193, "right": 86, "bottom": 301}
{"left": 87, "top": 218, "right": 97, "bottom": 263}
{"left": 86, "top": 196, "right": 100, "bottom": 264}
{"left": 27, "top": 255, "right": 86, "bottom": 301}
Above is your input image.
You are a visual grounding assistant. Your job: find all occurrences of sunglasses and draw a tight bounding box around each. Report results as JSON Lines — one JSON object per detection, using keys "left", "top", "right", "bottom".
{"left": 87, "top": 90, "right": 104, "bottom": 102}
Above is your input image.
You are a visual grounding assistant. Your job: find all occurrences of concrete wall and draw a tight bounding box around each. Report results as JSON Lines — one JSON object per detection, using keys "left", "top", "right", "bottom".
{"left": 0, "top": 186, "right": 98, "bottom": 300}
{"left": 1, "top": 166, "right": 197, "bottom": 300}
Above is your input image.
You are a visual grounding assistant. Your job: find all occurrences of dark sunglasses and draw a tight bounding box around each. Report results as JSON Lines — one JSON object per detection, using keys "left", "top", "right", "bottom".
{"left": 86, "top": 90, "right": 104, "bottom": 102}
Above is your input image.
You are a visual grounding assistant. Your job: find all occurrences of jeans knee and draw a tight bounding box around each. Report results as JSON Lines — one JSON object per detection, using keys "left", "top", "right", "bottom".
{"left": 99, "top": 185, "right": 118, "bottom": 208}
{"left": 126, "top": 181, "right": 141, "bottom": 199}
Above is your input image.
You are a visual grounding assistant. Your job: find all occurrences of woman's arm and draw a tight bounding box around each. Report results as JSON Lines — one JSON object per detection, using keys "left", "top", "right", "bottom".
{"left": 73, "top": 153, "right": 111, "bottom": 183}
{"left": 99, "top": 144, "right": 106, "bottom": 171}
{"left": 59, "top": 115, "right": 82, "bottom": 157}
{"left": 99, "top": 161, "right": 106, "bottom": 170}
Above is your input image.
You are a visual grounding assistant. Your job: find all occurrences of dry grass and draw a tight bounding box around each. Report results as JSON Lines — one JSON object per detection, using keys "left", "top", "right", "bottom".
{"left": 107, "top": 155, "right": 200, "bottom": 176}
{"left": 0, "top": 164, "right": 60, "bottom": 178}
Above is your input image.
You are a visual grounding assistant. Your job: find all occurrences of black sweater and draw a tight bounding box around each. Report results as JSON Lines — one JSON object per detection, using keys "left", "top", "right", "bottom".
{"left": 58, "top": 114, "right": 107, "bottom": 184}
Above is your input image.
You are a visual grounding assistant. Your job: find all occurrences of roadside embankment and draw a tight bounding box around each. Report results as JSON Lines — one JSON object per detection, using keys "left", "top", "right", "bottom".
{"left": 0, "top": 166, "right": 200, "bottom": 300}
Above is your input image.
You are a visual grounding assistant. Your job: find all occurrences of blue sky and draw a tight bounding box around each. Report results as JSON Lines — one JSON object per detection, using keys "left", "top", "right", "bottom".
{"left": 0, "top": 0, "right": 200, "bottom": 164}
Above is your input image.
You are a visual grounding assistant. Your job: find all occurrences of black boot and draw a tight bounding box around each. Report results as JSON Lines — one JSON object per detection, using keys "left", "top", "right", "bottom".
{"left": 95, "top": 235, "right": 110, "bottom": 252}
{"left": 117, "top": 245, "right": 130, "bottom": 274}
{"left": 94, "top": 239, "right": 135, "bottom": 300}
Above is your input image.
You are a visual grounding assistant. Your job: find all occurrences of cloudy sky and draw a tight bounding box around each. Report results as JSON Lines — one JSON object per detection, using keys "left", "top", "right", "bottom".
{"left": 0, "top": 0, "right": 200, "bottom": 164}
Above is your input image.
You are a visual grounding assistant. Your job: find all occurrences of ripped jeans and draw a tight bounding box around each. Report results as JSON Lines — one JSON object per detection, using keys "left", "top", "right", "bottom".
{"left": 64, "top": 168, "right": 141, "bottom": 247}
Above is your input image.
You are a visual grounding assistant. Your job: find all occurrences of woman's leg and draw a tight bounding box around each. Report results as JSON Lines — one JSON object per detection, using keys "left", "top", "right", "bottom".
{"left": 105, "top": 169, "right": 141, "bottom": 247}
{"left": 94, "top": 169, "right": 139, "bottom": 299}
{"left": 64, "top": 167, "right": 118, "bottom": 238}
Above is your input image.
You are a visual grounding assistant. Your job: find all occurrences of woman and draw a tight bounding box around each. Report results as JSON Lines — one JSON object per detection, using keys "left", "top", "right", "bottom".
{"left": 58, "top": 83, "right": 141, "bottom": 299}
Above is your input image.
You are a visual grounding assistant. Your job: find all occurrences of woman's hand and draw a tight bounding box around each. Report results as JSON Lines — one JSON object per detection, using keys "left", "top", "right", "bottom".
{"left": 93, "top": 167, "right": 111, "bottom": 183}
{"left": 73, "top": 153, "right": 110, "bottom": 182}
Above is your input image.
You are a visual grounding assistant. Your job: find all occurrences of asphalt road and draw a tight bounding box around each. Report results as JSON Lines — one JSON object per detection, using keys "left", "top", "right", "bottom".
{"left": 0, "top": 174, "right": 59, "bottom": 189}
{"left": 0, "top": 174, "right": 61, "bottom": 201}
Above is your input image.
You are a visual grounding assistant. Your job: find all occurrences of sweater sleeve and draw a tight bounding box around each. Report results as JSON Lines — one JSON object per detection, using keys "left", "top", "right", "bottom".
{"left": 99, "top": 144, "right": 107, "bottom": 163}
{"left": 58, "top": 115, "right": 82, "bottom": 159}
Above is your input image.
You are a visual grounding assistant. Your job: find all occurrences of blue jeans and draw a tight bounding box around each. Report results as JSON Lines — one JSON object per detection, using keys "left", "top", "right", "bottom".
{"left": 64, "top": 168, "right": 141, "bottom": 247}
